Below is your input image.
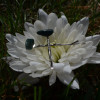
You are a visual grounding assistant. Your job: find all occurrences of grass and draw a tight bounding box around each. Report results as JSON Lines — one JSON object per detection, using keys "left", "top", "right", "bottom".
{"left": 0, "top": 0, "right": 100, "bottom": 100}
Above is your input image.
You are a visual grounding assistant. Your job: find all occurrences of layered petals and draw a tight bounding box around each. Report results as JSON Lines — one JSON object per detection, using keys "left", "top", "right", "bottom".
{"left": 5, "top": 9, "right": 100, "bottom": 89}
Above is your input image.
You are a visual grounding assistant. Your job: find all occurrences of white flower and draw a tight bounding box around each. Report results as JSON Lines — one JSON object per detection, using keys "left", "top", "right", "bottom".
{"left": 6, "top": 9, "right": 100, "bottom": 89}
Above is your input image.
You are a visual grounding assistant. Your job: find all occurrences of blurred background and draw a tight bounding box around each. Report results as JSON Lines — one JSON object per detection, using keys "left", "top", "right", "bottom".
{"left": 0, "top": 0, "right": 100, "bottom": 100}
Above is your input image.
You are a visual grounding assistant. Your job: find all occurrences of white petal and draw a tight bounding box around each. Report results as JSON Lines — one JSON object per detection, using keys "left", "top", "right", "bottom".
{"left": 38, "top": 9, "right": 48, "bottom": 24}
{"left": 54, "top": 62, "right": 71, "bottom": 74}
{"left": 30, "top": 61, "right": 47, "bottom": 70}
{"left": 83, "top": 46, "right": 96, "bottom": 58}
{"left": 30, "top": 72, "right": 43, "bottom": 78}
{"left": 47, "top": 13, "right": 58, "bottom": 29}
{"left": 56, "top": 17, "right": 68, "bottom": 35}
{"left": 74, "top": 48, "right": 86, "bottom": 56}
{"left": 9, "top": 60, "right": 27, "bottom": 72}
{"left": 28, "top": 27, "right": 37, "bottom": 36}
{"left": 77, "top": 17, "right": 89, "bottom": 35}
{"left": 66, "top": 29, "right": 78, "bottom": 43}
{"left": 88, "top": 58, "right": 100, "bottom": 64}
{"left": 57, "top": 72, "right": 79, "bottom": 89}
{"left": 91, "top": 52, "right": 100, "bottom": 58}
{"left": 76, "top": 24, "right": 83, "bottom": 34}
{"left": 15, "top": 33, "right": 26, "bottom": 44}
{"left": 57, "top": 24, "right": 70, "bottom": 43}
{"left": 49, "top": 70, "right": 56, "bottom": 86}
{"left": 16, "top": 41, "right": 25, "bottom": 48}
{"left": 30, "top": 61, "right": 42, "bottom": 66}
{"left": 3, "top": 56, "right": 15, "bottom": 63}
{"left": 24, "top": 22, "right": 34, "bottom": 31}
{"left": 6, "top": 43, "right": 16, "bottom": 50}
{"left": 69, "top": 55, "right": 81, "bottom": 63}
{"left": 69, "top": 22, "right": 77, "bottom": 31}
{"left": 23, "top": 31, "right": 33, "bottom": 38}
{"left": 82, "top": 41, "right": 93, "bottom": 49}
{"left": 6, "top": 34, "right": 17, "bottom": 43}
{"left": 86, "top": 35, "right": 100, "bottom": 46}
{"left": 20, "top": 57, "right": 29, "bottom": 63}
{"left": 26, "top": 55, "right": 39, "bottom": 61}
{"left": 88, "top": 52, "right": 100, "bottom": 64}
{"left": 55, "top": 18, "right": 63, "bottom": 34}
{"left": 71, "top": 59, "right": 88, "bottom": 70}
{"left": 63, "top": 65, "right": 72, "bottom": 74}
{"left": 64, "top": 79, "right": 79, "bottom": 89}
{"left": 61, "top": 15, "right": 68, "bottom": 26}
{"left": 34, "top": 20, "right": 46, "bottom": 31}
{"left": 8, "top": 49, "right": 25, "bottom": 58}
{"left": 54, "top": 63, "right": 65, "bottom": 73}
{"left": 62, "top": 23, "right": 70, "bottom": 37}
{"left": 42, "top": 68, "right": 52, "bottom": 76}
{"left": 23, "top": 66, "right": 36, "bottom": 73}
{"left": 7, "top": 50, "right": 20, "bottom": 58}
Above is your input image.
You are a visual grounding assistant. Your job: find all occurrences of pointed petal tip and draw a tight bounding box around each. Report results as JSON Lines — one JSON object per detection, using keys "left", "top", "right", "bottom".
{"left": 49, "top": 82, "right": 53, "bottom": 86}
{"left": 49, "top": 78, "right": 56, "bottom": 86}
{"left": 6, "top": 34, "right": 11, "bottom": 38}
{"left": 38, "top": 9, "right": 47, "bottom": 15}
{"left": 72, "top": 80, "right": 80, "bottom": 89}
{"left": 81, "top": 16, "right": 89, "bottom": 22}
{"left": 64, "top": 79, "right": 80, "bottom": 89}
{"left": 38, "top": 9, "right": 43, "bottom": 12}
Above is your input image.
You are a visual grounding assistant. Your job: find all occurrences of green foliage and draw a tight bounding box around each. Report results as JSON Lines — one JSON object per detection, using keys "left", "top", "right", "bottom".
{"left": 0, "top": 0, "right": 100, "bottom": 99}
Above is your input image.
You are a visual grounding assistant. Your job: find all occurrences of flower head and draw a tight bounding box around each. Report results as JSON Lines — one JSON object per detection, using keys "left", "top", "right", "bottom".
{"left": 6, "top": 9, "right": 100, "bottom": 89}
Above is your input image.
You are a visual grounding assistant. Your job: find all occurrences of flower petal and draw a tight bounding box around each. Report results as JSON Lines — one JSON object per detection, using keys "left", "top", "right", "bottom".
{"left": 63, "top": 65, "right": 72, "bottom": 74}
{"left": 49, "top": 70, "right": 56, "bottom": 86}
{"left": 77, "top": 17, "right": 89, "bottom": 35}
{"left": 42, "top": 68, "right": 52, "bottom": 76}
{"left": 47, "top": 13, "right": 58, "bottom": 29}
{"left": 54, "top": 63, "right": 65, "bottom": 73}
{"left": 88, "top": 52, "right": 100, "bottom": 64}
{"left": 24, "top": 22, "right": 34, "bottom": 31}
{"left": 15, "top": 33, "right": 26, "bottom": 44}
{"left": 38, "top": 9, "right": 48, "bottom": 24}
{"left": 6, "top": 34, "right": 17, "bottom": 43}
{"left": 9, "top": 60, "right": 27, "bottom": 72}
{"left": 34, "top": 20, "right": 46, "bottom": 31}
{"left": 86, "top": 35, "right": 100, "bottom": 46}
{"left": 61, "top": 15, "right": 68, "bottom": 26}
{"left": 65, "top": 29, "right": 79, "bottom": 44}
{"left": 30, "top": 73, "right": 43, "bottom": 78}
{"left": 30, "top": 61, "right": 48, "bottom": 70}
{"left": 71, "top": 59, "right": 88, "bottom": 70}
{"left": 23, "top": 31, "right": 33, "bottom": 38}
{"left": 20, "top": 57, "right": 29, "bottom": 63}
{"left": 6, "top": 43, "right": 16, "bottom": 50}
{"left": 54, "top": 62, "right": 71, "bottom": 74}
{"left": 23, "top": 66, "right": 37, "bottom": 73}
{"left": 57, "top": 72, "right": 79, "bottom": 89}
{"left": 83, "top": 46, "right": 96, "bottom": 58}
{"left": 55, "top": 18, "right": 64, "bottom": 34}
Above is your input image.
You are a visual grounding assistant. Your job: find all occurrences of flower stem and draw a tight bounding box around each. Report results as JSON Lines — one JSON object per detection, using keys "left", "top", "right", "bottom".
{"left": 34, "top": 86, "right": 37, "bottom": 100}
